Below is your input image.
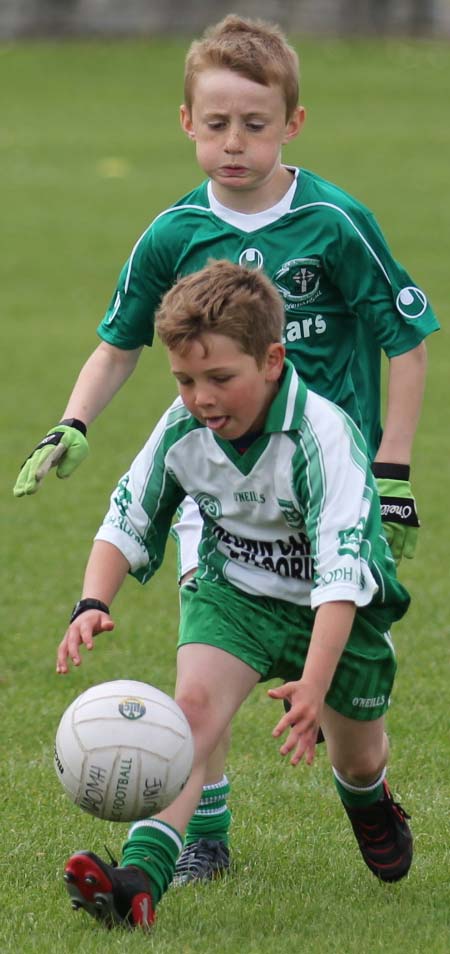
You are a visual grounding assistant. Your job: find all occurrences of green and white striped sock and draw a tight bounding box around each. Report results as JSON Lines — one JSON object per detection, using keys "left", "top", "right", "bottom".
{"left": 333, "top": 766, "right": 386, "bottom": 808}
{"left": 121, "top": 818, "right": 183, "bottom": 904}
{"left": 185, "top": 775, "right": 232, "bottom": 847}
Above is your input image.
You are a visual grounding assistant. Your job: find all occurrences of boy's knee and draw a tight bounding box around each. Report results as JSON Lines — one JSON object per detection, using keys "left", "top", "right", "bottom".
{"left": 335, "top": 752, "right": 387, "bottom": 787}
{"left": 176, "top": 684, "right": 214, "bottom": 735}
{"left": 327, "top": 720, "right": 389, "bottom": 785}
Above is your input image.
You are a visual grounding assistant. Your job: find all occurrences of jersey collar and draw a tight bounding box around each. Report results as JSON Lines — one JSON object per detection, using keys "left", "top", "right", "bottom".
{"left": 263, "top": 360, "right": 307, "bottom": 434}
{"left": 207, "top": 167, "right": 299, "bottom": 232}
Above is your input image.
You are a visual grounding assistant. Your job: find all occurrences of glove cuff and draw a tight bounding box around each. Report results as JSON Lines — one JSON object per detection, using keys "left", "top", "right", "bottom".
{"left": 372, "top": 462, "right": 410, "bottom": 481}
{"left": 59, "top": 418, "right": 87, "bottom": 436}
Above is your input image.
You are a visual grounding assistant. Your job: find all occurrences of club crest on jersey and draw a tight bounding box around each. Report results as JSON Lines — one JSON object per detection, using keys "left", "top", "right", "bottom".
{"left": 239, "top": 248, "right": 264, "bottom": 269}
{"left": 195, "top": 493, "right": 222, "bottom": 519}
{"left": 274, "top": 258, "right": 321, "bottom": 304}
{"left": 338, "top": 519, "right": 366, "bottom": 558}
{"left": 278, "top": 498, "right": 304, "bottom": 530}
{"left": 114, "top": 475, "right": 132, "bottom": 516}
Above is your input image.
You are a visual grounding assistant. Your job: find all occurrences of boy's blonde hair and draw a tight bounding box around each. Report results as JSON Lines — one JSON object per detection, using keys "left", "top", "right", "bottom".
{"left": 184, "top": 14, "right": 299, "bottom": 120}
{"left": 156, "top": 260, "right": 284, "bottom": 367}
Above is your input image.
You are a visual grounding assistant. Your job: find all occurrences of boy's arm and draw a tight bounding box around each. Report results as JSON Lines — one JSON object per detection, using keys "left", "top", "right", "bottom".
{"left": 56, "top": 541, "right": 130, "bottom": 674}
{"left": 15, "top": 209, "right": 179, "bottom": 498}
{"left": 376, "top": 343, "right": 427, "bottom": 465}
{"left": 269, "top": 601, "right": 356, "bottom": 765}
{"left": 372, "top": 343, "right": 425, "bottom": 562}
{"left": 14, "top": 341, "right": 142, "bottom": 496}
{"left": 62, "top": 342, "right": 143, "bottom": 425}
{"left": 56, "top": 400, "right": 185, "bottom": 674}
{"left": 327, "top": 206, "right": 437, "bottom": 562}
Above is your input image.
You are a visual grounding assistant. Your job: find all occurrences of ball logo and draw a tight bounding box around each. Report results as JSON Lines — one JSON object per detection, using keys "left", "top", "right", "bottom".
{"left": 118, "top": 696, "right": 146, "bottom": 720}
{"left": 396, "top": 286, "right": 427, "bottom": 319}
{"left": 239, "top": 248, "right": 263, "bottom": 269}
{"left": 274, "top": 258, "right": 321, "bottom": 303}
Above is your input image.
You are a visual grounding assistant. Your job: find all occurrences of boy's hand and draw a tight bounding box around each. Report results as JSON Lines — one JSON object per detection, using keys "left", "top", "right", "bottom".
{"left": 373, "top": 466, "right": 420, "bottom": 564}
{"left": 13, "top": 421, "right": 89, "bottom": 496}
{"left": 269, "top": 680, "right": 324, "bottom": 766}
{"left": 56, "top": 611, "right": 114, "bottom": 674}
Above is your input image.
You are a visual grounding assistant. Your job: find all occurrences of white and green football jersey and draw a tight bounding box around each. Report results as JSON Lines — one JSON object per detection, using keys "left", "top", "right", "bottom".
{"left": 98, "top": 167, "right": 439, "bottom": 460}
{"left": 96, "top": 361, "right": 408, "bottom": 620}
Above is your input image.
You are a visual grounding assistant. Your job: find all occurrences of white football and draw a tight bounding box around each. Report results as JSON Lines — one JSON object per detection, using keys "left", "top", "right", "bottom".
{"left": 54, "top": 680, "right": 193, "bottom": 822}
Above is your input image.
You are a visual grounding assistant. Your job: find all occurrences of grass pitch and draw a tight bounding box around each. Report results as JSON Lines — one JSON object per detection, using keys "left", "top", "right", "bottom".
{"left": 1, "top": 35, "right": 449, "bottom": 954}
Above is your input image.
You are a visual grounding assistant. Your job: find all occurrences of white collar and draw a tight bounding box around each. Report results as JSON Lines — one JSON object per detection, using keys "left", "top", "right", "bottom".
{"left": 207, "top": 167, "right": 299, "bottom": 233}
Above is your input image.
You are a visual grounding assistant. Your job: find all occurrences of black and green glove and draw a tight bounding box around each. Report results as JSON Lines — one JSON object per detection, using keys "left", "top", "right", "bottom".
{"left": 372, "top": 462, "right": 419, "bottom": 564}
{"left": 13, "top": 419, "right": 89, "bottom": 497}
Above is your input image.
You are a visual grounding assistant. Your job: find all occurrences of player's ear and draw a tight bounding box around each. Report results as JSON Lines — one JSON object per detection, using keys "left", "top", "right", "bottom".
{"left": 265, "top": 342, "right": 285, "bottom": 380}
{"left": 282, "top": 105, "right": 306, "bottom": 145}
{"left": 180, "top": 105, "right": 196, "bottom": 140}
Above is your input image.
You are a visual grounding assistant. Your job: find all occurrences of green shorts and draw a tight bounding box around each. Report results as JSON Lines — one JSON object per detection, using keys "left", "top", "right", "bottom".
{"left": 179, "top": 579, "right": 397, "bottom": 721}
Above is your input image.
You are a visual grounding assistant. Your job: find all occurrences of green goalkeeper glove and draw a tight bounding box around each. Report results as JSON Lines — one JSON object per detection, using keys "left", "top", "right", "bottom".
{"left": 372, "top": 462, "right": 419, "bottom": 564}
{"left": 13, "top": 419, "right": 89, "bottom": 497}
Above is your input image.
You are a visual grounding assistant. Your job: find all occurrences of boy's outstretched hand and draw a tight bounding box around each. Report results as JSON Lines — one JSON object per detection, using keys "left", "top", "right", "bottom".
{"left": 269, "top": 680, "right": 323, "bottom": 767}
{"left": 14, "top": 422, "right": 89, "bottom": 496}
{"left": 56, "top": 611, "right": 114, "bottom": 674}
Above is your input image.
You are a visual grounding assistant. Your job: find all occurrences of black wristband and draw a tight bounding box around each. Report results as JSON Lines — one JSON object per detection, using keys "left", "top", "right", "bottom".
{"left": 372, "top": 462, "right": 410, "bottom": 481}
{"left": 59, "top": 418, "right": 88, "bottom": 437}
{"left": 70, "top": 598, "right": 110, "bottom": 623}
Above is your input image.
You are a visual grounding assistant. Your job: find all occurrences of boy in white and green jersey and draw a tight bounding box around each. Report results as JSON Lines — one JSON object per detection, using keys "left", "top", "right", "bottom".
{"left": 18, "top": 15, "right": 436, "bottom": 886}
{"left": 58, "top": 262, "right": 413, "bottom": 931}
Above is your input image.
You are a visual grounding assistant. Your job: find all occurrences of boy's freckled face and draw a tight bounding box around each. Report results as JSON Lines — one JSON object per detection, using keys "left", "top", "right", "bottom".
{"left": 180, "top": 69, "right": 303, "bottom": 210}
{"left": 169, "top": 333, "right": 284, "bottom": 440}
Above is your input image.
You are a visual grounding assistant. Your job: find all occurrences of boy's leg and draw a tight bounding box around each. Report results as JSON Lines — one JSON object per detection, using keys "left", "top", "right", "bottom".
{"left": 173, "top": 497, "right": 234, "bottom": 881}
{"left": 173, "top": 724, "right": 232, "bottom": 886}
{"left": 321, "top": 705, "right": 412, "bottom": 882}
{"left": 63, "top": 644, "right": 260, "bottom": 928}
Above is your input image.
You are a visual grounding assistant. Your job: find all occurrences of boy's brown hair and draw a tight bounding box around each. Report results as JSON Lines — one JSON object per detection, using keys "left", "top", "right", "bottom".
{"left": 184, "top": 14, "right": 299, "bottom": 120}
{"left": 156, "top": 260, "right": 284, "bottom": 366}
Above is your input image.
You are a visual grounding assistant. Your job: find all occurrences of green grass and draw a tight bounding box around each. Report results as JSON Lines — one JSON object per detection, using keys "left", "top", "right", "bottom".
{"left": 1, "top": 35, "right": 449, "bottom": 953}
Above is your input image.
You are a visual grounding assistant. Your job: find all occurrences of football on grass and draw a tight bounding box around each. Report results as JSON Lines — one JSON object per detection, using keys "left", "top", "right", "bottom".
{"left": 54, "top": 679, "right": 193, "bottom": 822}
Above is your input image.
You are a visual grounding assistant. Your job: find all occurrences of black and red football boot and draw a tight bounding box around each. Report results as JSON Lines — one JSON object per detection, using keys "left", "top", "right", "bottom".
{"left": 342, "top": 779, "right": 413, "bottom": 882}
{"left": 63, "top": 850, "right": 155, "bottom": 929}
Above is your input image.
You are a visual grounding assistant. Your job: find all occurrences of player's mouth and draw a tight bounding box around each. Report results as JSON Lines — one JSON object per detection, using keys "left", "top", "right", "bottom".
{"left": 204, "top": 415, "right": 229, "bottom": 431}
{"left": 219, "top": 165, "right": 248, "bottom": 177}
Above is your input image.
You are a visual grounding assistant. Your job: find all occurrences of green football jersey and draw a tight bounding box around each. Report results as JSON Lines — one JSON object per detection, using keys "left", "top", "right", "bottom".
{"left": 98, "top": 167, "right": 439, "bottom": 460}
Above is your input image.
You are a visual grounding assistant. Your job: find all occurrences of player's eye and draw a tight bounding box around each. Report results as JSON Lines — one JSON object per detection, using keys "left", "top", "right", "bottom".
{"left": 246, "top": 122, "right": 265, "bottom": 132}
{"left": 207, "top": 121, "right": 227, "bottom": 130}
{"left": 210, "top": 375, "right": 233, "bottom": 384}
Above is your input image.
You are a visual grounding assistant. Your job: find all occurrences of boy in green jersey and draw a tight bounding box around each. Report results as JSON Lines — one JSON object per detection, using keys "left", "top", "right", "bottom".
{"left": 16, "top": 15, "right": 437, "bottom": 881}
{"left": 58, "top": 261, "right": 412, "bottom": 930}
{"left": 15, "top": 15, "right": 438, "bottom": 554}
